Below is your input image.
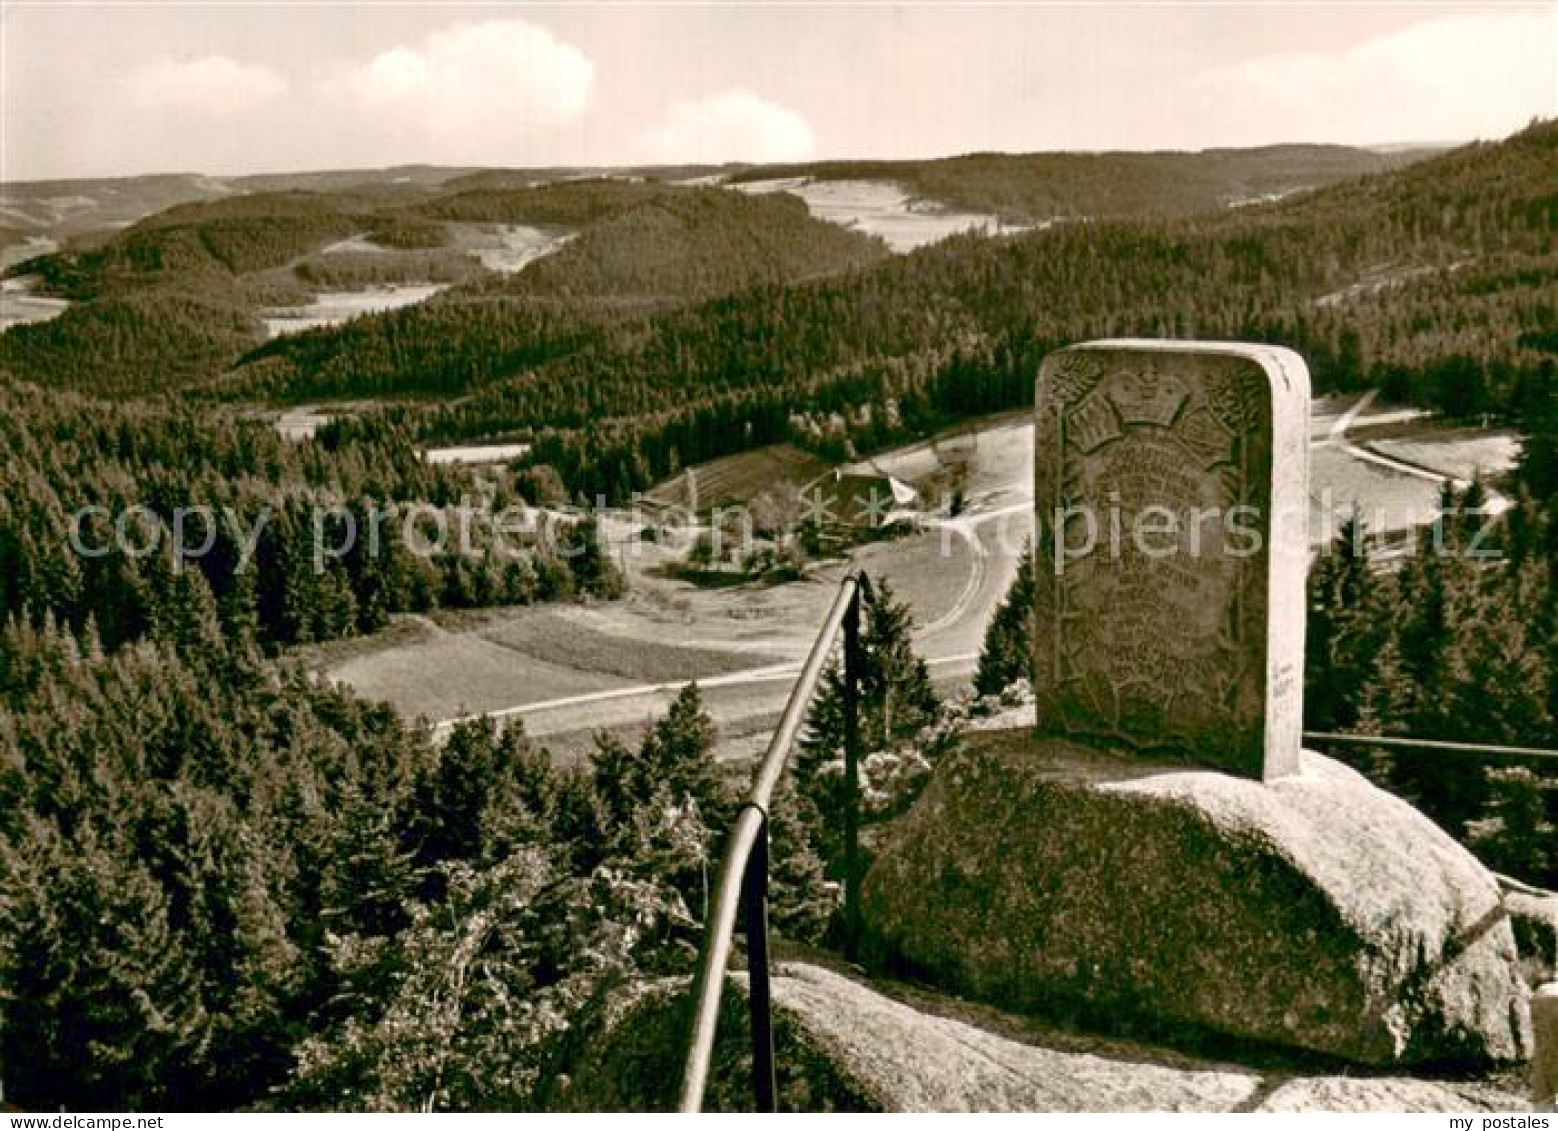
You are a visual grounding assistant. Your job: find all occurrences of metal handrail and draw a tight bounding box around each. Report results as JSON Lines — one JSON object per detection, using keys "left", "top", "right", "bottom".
{"left": 1304, "top": 732, "right": 1558, "bottom": 761}
{"left": 677, "top": 573, "right": 865, "bottom": 1113}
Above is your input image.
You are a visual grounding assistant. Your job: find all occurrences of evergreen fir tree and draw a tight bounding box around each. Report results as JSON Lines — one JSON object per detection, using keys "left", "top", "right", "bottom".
{"left": 639, "top": 682, "right": 726, "bottom": 823}
{"left": 1305, "top": 511, "right": 1377, "bottom": 731}
{"left": 797, "top": 576, "right": 940, "bottom": 868}
{"left": 974, "top": 541, "right": 1035, "bottom": 696}
{"left": 1466, "top": 766, "right": 1555, "bottom": 887}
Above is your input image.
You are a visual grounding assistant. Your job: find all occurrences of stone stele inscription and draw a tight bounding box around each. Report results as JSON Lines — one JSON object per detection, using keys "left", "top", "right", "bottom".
{"left": 1033, "top": 340, "right": 1310, "bottom": 781}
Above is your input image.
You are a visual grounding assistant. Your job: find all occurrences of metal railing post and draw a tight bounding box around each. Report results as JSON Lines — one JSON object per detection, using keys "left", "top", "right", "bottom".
{"left": 1304, "top": 732, "right": 1558, "bottom": 761}
{"left": 1534, "top": 984, "right": 1558, "bottom": 1111}
{"left": 742, "top": 814, "right": 777, "bottom": 1112}
{"left": 842, "top": 582, "right": 864, "bottom": 960}
{"left": 677, "top": 575, "right": 860, "bottom": 1113}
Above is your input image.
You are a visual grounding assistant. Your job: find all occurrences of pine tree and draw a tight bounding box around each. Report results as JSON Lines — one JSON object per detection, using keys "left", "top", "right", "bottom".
{"left": 765, "top": 776, "right": 834, "bottom": 944}
{"left": 0, "top": 824, "right": 210, "bottom": 1109}
{"left": 801, "top": 577, "right": 939, "bottom": 769}
{"left": 854, "top": 578, "right": 939, "bottom": 752}
{"left": 1305, "top": 511, "right": 1377, "bottom": 731}
{"left": 589, "top": 731, "right": 648, "bottom": 837}
{"left": 1393, "top": 539, "right": 1449, "bottom": 711}
{"left": 168, "top": 563, "right": 225, "bottom": 652}
{"left": 1466, "top": 766, "right": 1555, "bottom": 886}
{"left": 407, "top": 718, "right": 545, "bottom": 868}
{"left": 797, "top": 576, "right": 940, "bottom": 868}
{"left": 216, "top": 560, "right": 261, "bottom": 647}
{"left": 974, "top": 542, "right": 1035, "bottom": 696}
{"left": 563, "top": 517, "right": 624, "bottom": 599}
{"left": 639, "top": 683, "right": 725, "bottom": 823}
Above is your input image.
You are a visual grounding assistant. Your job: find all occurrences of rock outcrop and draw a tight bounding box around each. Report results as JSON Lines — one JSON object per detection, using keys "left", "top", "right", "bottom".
{"left": 554, "top": 962, "right": 1525, "bottom": 1111}
{"left": 860, "top": 730, "right": 1531, "bottom": 1069}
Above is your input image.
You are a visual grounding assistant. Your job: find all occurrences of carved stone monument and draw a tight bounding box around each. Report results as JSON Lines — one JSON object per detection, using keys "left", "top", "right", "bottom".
{"left": 861, "top": 342, "right": 1530, "bottom": 1068}
{"left": 1033, "top": 339, "right": 1310, "bottom": 780}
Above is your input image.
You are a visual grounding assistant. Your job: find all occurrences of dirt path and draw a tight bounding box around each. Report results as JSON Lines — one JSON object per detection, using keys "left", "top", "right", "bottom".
{"left": 919, "top": 520, "right": 989, "bottom": 637}
{"left": 436, "top": 497, "right": 1031, "bottom": 754}
{"left": 396, "top": 396, "right": 1504, "bottom": 758}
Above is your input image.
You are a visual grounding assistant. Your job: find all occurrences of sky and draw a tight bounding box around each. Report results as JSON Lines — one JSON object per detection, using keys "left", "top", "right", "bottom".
{"left": 2, "top": 1, "right": 1555, "bottom": 181}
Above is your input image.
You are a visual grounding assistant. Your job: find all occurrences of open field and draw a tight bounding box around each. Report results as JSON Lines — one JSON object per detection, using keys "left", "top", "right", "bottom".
{"left": 318, "top": 235, "right": 395, "bottom": 256}
{"left": 263, "top": 401, "right": 400, "bottom": 441}
{"left": 850, "top": 411, "right": 1034, "bottom": 510}
{"left": 1308, "top": 391, "right": 1512, "bottom": 542}
{"left": 237, "top": 221, "right": 573, "bottom": 363}
{"left": 1366, "top": 428, "right": 1522, "bottom": 485}
{"left": 1310, "top": 445, "right": 1444, "bottom": 542}
{"left": 423, "top": 441, "right": 532, "bottom": 465}
{"left": 326, "top": 617, "right": 630, "bottom": 723}
{"left": 734, "top": 177, "right": 1028, "bottom": 253}
{"left": 0, "top": 277, "right": 69, "bottom": 332}
{"left": 475, "top": 607, "right": 785, "bottom": 681}
{"left": 1, "top": 240, "right": 70, "bottom": 330}
{"left": 1310, "top": 392, "right": 1429, "bottom": 441}
{"left": 261, "top": 283, "right": 446, "bottom": 338}
{"left": 0, "top": 235, "right": 59, "bottom": 271}
{"left": 445, "top": 222, "right": 573, "bottom": 273}
{"left": 272, "top": 404, "right": 335, "bottom": 440}
{"left": 644, "top": 442, "right": 828, "bottom": 513}
{"left": 854, "top": 526, "right": 983, "bottom": 633}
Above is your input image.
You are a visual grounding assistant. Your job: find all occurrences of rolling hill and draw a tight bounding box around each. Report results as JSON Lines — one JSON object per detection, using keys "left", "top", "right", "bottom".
{"left": 0, "top": 167, "right": 477, "bottom": 248}
{"left": 0, "top": 142, "right": 1425, "bottom": 250}
{"left": 1, "top": 127, "right": 1548, "bottom": 451}
{"left": 724, "top": 143, "right": 1434, "bottom": 222}
{"left": 0, "top": 179, "right": 889, "bottom": 397}
{"left": 374, "top": 121, "right": 1555, "bottom": 500}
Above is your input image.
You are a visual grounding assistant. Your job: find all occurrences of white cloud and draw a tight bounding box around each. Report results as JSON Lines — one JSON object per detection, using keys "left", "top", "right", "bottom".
{"left": 126, "top": 56, "right": 288, "bottom": 114}
{"left": 1195, "top": 11, "right": 1556, "bottom": 145}
{"left": 340, "top": 19, "right": 594, "bottom": 140}
{"left": 639, "top": 89, "right": 816, "bottom": 164}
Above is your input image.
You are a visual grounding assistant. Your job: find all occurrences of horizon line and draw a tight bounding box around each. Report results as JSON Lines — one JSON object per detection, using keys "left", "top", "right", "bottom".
{"left": 0, "top": 135, "right": 1485, "bottom": 189}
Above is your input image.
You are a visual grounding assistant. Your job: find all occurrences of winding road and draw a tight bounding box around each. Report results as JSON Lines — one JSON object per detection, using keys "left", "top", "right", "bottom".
{"left": 433, "top": 499, "right": 1029, "bottom": 753}
{"left": 425, "top": 395, "right": 1493, "bottom": 756}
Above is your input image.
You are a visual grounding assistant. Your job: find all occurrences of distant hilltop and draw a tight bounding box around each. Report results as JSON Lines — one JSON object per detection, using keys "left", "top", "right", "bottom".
{"left": 0, "top": 139, "right": 1451, "bottom": 246}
